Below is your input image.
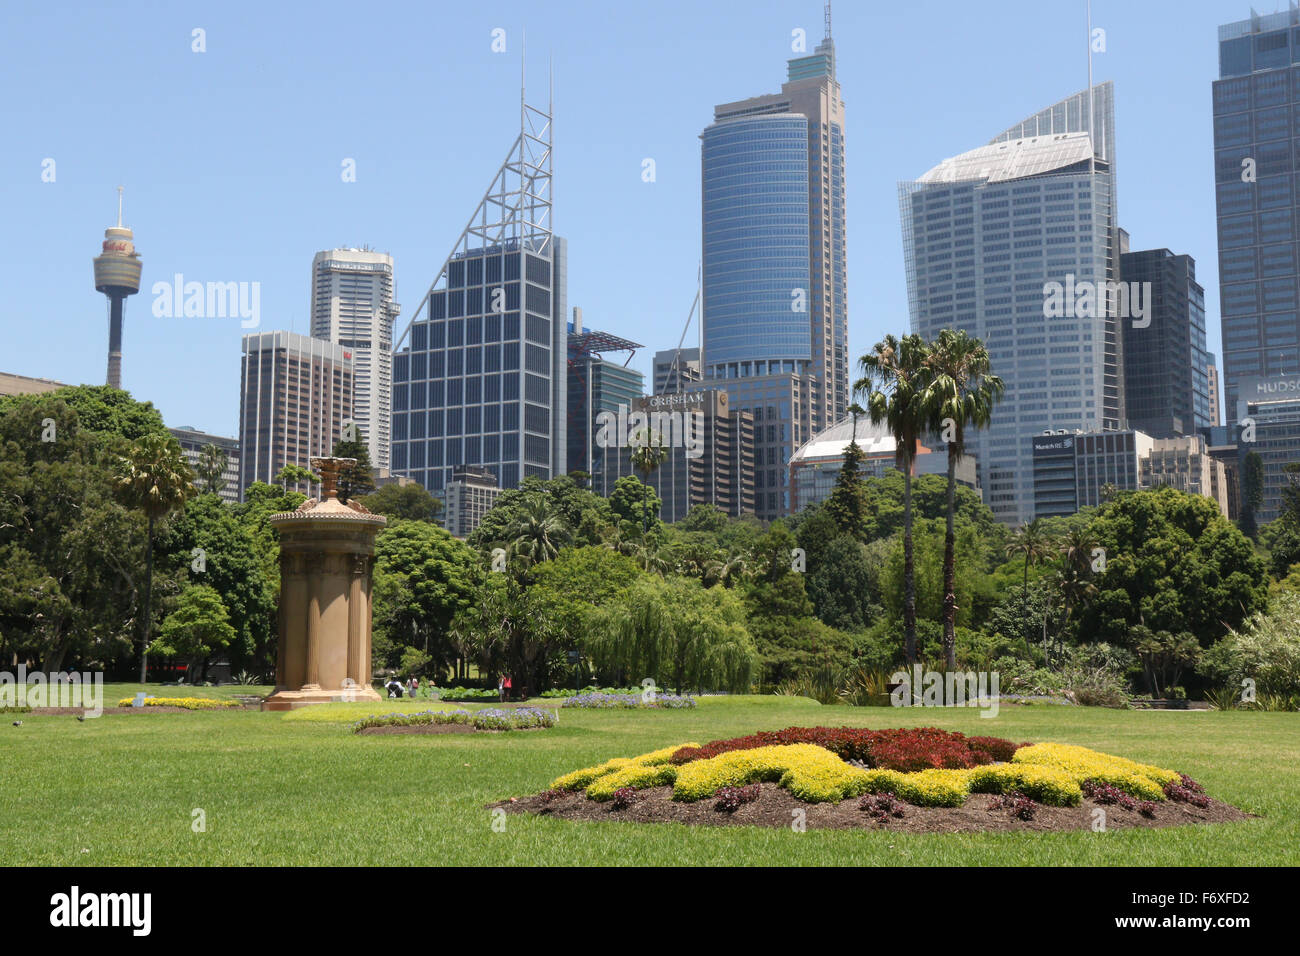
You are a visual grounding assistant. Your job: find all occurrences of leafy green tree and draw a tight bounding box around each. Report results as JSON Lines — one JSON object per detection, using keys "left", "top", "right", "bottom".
{"left": 1239, "top": 450, "right": 1264, "bottom": 539}
{"left": 372, "top": 519, "right": 479, "bottom": 680}
{"left": 1132, "top": 627, "right": 1200, "bottom": 699}
{"left": 470, "top": 475, "right": 613, "bottom": 551}
{"left": 274, "top": 464, "right": 319, "bottom": 494}
{"left": 1005, "top": 518, "right": 1054, "bottom": 650}
{"left": 152, "top": 584, "right": 236, "bottom": 679}
{"left": 609, "top": 474, "right": 660, "bottom": 534}
{"left": 630, "top": 427, "right": 668, "bottom": 534}
{"left": 1081, "top": 486, "right": 1269, "bottom": 647}
{"left": 923, "top": 328, "right": 1004, "bottom": 669}
{"left": 587, "top": 575, "right": 757, "bottom": 694}
{"left": 333, "top": 434, "right": 375, "bottom": 499}
{"left": 194, "top": 443, "right": 228, "bottom": 496}
{"left": 856, "top": 333, "right": 934, "bottom": 664}
{"left": 360, "top": 482, "right": 442, "bottom": 522}
{"left": 676, "top": 503, "right": 728, "bottom": 535}
{"left": 1201, "top": 592, "right": 1300, "bottom": 699}
{"left": 0, "top": 385, "right": 167, "bottom": 443}
{"left": 114, "top": 433, "right": 196, "bottom": 681}
{"left": 824, "top": 404, "right": 870, "bottom": 537}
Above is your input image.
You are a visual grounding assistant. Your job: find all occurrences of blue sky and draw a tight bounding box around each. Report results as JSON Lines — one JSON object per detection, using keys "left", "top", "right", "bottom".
{"left": 0, "top": 0, "right": 1246, "bottom": 437}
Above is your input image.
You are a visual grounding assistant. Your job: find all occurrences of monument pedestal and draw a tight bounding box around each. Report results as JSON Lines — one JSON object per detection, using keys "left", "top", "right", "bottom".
{"left": 262, "top": 458, "right": 387, "bottom": 712}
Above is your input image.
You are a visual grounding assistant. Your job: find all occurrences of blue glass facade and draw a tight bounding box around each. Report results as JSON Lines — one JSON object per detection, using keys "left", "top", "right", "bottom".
{"left": 701, "top": 115, "right": 811, "bottom": 368}
{"left": 390, "top": 238, "right": 567, "bottom": 496}
{"left": 1214, "top": 11, "right": 1300, "bottom": 418}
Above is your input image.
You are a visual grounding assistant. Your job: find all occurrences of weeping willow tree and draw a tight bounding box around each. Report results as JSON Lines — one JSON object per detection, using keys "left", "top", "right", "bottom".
{"left": 586, "top": 576, "right": 758, "bottom": 695}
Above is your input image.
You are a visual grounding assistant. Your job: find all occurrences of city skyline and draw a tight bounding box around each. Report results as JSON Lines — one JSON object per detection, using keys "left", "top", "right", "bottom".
{"left": 1, "top": 1, "right": 1241, "bottom": 442}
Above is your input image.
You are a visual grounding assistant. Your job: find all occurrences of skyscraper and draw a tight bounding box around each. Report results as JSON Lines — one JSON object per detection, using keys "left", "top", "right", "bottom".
{"left": 900, "top": 83, "right": 1121, "bottom": 527}
{"left": 566, "top": 315, "right": 644, "bottom": 490}
{"left": 311, "top": 248, "right": 399, "bottom": 471}
{"left": 700, "top": 15, "right": 847, "bottom": 519}
{"left": 391, "top": 87, "right": 563, "bottom": 498}
{"left": 1120, "top": 247, "right": 1211, "bottom": 438}
{"left": 652, "top": 347, "right": 701, "bottom": 395}
{"left": 238, "top": 331, "right": 353, "bottom": 498}
{"left": 92, "top": 187, "right": 142, "bottom": 390}
{"left": 1213, "top": 8, "right": 1300, "bottom": 417}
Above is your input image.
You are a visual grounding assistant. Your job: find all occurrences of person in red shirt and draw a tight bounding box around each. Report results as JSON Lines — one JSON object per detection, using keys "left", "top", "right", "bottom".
{"left": 503, "top": 674, "right": 513, "bottom": 701}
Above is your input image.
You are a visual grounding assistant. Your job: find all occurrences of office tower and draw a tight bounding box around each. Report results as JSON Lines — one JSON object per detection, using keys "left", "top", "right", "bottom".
{"left": 1236, "top": 373, "right": 1300, "bottom": 521}
{"left": 168, "top": 426, "right": 241, "bottom": 505}
{"left": 1207, "top": 354, "right": 1222, "bottom": 427}
{"left": 311, "top": 249, "right": 400, "bottom": 471}
{"left": 442, "top": 465, "right": 502, "bottom": 538}
{"left": 391, "top": 88, "right": 564, "bottom": 498}
{"left": 238, "top": 331, "right": 353, "bottom": 498}
{"left": 92, "top": 188, "right": 142, "bottom": 390}
{"left": 653, "top": 347, "right": 701, "bottom": 395}
{"left": 0, "top": 372, "right": 68, "bottom": 397}
{"left": 601, "top": 390, "right": 755, "bottom": 522}
{"left": 566, "top": 315, "right": 644, "bottom": 489}
{"left": 1120, "top": 248, "right": 1211, "bottom": 437}
{"left": 1214, "top": 8, "right": 1300, "bottom": 417}
{"left": 700, "top": 16, "right": 847, "bottom": 519}
{"left": 901, "top": 82, "right": 1121, "bottom": 526}
{"left": 1032, "top": 429, "right": 1228, "bottom": 519}
{"left": 788, "top": 416, "right": 974, "bottom": 513}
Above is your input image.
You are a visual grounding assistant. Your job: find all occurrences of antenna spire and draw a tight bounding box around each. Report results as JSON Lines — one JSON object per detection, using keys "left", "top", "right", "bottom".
{"left": 116, "top": 185, "right": 124, "bottom": 227}
{"left": 825, "top": 1, "right": 832, "bottom": 39}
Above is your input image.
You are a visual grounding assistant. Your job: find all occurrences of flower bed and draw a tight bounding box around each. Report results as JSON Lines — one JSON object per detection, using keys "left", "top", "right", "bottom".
{"left": 545, "top": 731, "right": 1201, "bottom": 811}
{"left": 560, "top": 692, "right": 697, "bottom": 709}
{"left": 667, "top": 726, "right": 1023, "bottom": 772}
{"left": 540, "top": 686, "right": 643, "bottom": 699}
{"left": 351, "top": 707, "right": 556, "bottom": 733}
{"left": 116, "top": 696, "right": 241, "bottom": 710}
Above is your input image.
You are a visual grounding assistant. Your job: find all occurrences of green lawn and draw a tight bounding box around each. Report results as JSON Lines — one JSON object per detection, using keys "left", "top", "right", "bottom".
{"left": 2, "top": 690, "right": 1296, "bottom": 866}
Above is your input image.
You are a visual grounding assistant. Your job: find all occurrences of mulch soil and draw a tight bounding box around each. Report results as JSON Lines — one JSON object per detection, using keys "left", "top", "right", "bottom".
{"left": 494, "top": 782, "right": 1252, "bottom": 833}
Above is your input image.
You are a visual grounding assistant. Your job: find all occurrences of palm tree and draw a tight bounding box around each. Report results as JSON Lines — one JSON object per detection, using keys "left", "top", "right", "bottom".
{"left": 703, "top": 552, "right": 747, "bottom": 588}
{"left": 114, "top": 433, "right": 196, "bottom": 682}
{"left": 1054, "top": 525, "right": 1101, "bottom": 658}
{"left": 506, "top": 495, "right": 565, "bottom": 569}
{"left": 923, "top": 328, "right": 1004, "bottom": 670}
{"left": 194, "top": 443, "right": 228, "bottom": 496}
{"left": 630, "top": 427, "right": 667, "bottom": 534}
{"left": 1004, "top": 518, "right": 1054, "bottom": 653}
{"left": 856, "top": 333, "right": 933, "bottom": 665}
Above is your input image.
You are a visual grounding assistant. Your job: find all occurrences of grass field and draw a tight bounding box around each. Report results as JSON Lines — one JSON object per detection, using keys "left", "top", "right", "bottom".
{"left": 2, "top": 689, "right": 1296, "bottom": 866}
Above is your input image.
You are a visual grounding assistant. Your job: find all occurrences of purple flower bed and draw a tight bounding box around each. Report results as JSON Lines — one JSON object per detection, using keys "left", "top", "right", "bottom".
{"left": 560, "top": 692, "right": 697, "bottom": 710}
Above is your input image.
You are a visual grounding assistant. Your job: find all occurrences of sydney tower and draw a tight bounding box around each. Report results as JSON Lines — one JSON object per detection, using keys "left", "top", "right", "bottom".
{"left": 92, "top": 187, "right": 142, "bottom": 389}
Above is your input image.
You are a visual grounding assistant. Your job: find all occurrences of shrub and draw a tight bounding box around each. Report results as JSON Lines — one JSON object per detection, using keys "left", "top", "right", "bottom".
{"left": 1200, "top": 592, "right": 1300, "bottom": 701}
{"left": 967, "top": 764, "right": 1082, "bottom": 806}
{"left": 585, "top": 763, "right": 678, "bottom": 801}
{"left": 611, "top": 787, "right": 637, "bottom": 810}
{"left": 350, "top": 707, "right": 557, "bottom": 733}
{"left": 966, "top": 735, "right": 1023, "bottom": 763}
{"left": 714, "top": 784, "right": 761, "bottom": 813}
{"left": 986, "top": 791, "right": 1037, "bottom": 821}
{"left": 560, "top": 692, "right": 697, "bottom": 709}
{"left": 1081, "top": 779, "right": 1136, "bottom": 810}
{"left": 672, "top": 744, "right": 873, "bottom": 803}
{"left": 1012, "top": 743, "right": 1178, "bottom": 800}
{"left": 116, "top": 696, "right": 240, "bottom": 710}
{"left": 1137, "top": 801, "right": 1159, "bottom": 818}
{"left": 550, "top": 742, "right": 699, "bottom": 791}
{"left": 858, "top": 792, "right": 906, "bottom": 821}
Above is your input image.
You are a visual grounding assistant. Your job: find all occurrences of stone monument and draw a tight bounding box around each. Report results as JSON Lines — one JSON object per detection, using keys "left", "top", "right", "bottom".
{"left": 262, "top": 457, "right": 386, "bottom": 710}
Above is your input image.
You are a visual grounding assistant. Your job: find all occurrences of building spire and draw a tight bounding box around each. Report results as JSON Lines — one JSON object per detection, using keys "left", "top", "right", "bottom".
{"left": 116, "top": 185, "right": 124, "bottom": 227}
{"left": 825, "top": 1, "right": 832, "bottom": 39}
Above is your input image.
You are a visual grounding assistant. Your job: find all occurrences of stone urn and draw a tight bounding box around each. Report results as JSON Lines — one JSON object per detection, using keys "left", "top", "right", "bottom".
{"left": 262, "top": 458, "right": 386, "bottom": 710}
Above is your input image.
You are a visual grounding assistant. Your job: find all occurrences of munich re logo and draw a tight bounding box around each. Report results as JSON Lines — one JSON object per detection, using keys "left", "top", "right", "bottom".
{"left": 49, "top": 886, "right": 151, "bottom": 936}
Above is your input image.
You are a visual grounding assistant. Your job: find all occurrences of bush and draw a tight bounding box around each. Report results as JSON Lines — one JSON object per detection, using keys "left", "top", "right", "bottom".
{"left": 672, "top": 744, "right": 874, "bottom": 803}
{"left": 560, "top": 692, "right": 697, "bottom": 709}
{"left": 859, "top": 792, "right": 905, "bottom": 821}
{"left": 714, "top": 784, "right": 761, "bottom": 813}
{"left": 349, "top": 707, "right": 556, "bottom": 733}
{"left": 115, "top": 696, "right": 240, "bottom": 710}
{"left": 1012, "top": 743, "right": 1178, "bottom": 800}
{"left": 1201, "top": 592, "right": 1300, "bottom": 703}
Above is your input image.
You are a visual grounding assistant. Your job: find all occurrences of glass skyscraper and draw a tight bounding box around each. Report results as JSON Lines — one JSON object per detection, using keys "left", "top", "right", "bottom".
{"left": 700, "top": 27, "right": 847, "bottom": 519}
{"left": 900, "top": 83, "right": 1121, "bottom": 527}
{"left": 1213, "top": 9, "right": 1300, "bottom": 419}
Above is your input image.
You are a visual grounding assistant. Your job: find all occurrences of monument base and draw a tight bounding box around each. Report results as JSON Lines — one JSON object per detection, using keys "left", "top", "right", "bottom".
{"left": 261, "top": 685, "right": 382, "bottom": 711}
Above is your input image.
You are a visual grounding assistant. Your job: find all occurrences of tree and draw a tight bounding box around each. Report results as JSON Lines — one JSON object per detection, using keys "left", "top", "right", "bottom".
{"left": 1133, "top": 628, "right": 1200, "bottom": 699}
{"left": 361, "top": 482, "right": 443, "bottom": 522}
{"left": 856, "top": 333, "right": 933, "bottom": 664}
{"left": 923, "top": 328, "right": 1004, "bottom": 669}
{"left": 608, "top": 474, "right": 660, "bottom": 534}
{"left": 470, "top": 475, "right": 613, "bottom": 551}
{"left": 629, "top": 427, "right": 667, "bottom": 534}
{"left": 152, "top": 585, "right": 236, "bottom": 679}
{"left": 1081, "top": 486, "right": 1269, "bottom": 647}
{"left": 506, "top": 495, "right": 567, "bottom": 570}
{"left": 1240, "top": 450, "right": 1264, "bottom": 539}
{"left": 0, "top": 384, "right": 167, "bottom": 444}
{"left": 1005, "top": 519, "right": 1054, "bottom": 653}
{"left": 823, "top": 403, "right": 869, "bottom": 537}
{"left": 114, "top": 433, "right": 196, "bottom": 681}
{"left": 333, "top": 434, "right": 375, "bottom": 499}
{"left": 587, "top": 575, "right": 758, "bottom": 694}
{"left": 194, "top": 443, "right": 228, "bottom": 496}
{"left": 275, "top": 464, "right": 319, "bottom": 494}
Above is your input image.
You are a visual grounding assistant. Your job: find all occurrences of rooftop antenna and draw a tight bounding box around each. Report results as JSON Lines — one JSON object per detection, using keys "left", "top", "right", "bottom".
{"left": 1087, "top": 0, "right": 1095, "bottom": 176}
{"left": 116, "top": 185, "right": 124, "bottom": 227}
{"left": 825, "top": 1, "right": 832, "bottom": 39}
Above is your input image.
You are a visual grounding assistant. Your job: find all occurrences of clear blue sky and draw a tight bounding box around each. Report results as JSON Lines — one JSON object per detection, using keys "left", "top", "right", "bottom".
{"left": 0, "top": 0, "right": 1245, "bottom": 437}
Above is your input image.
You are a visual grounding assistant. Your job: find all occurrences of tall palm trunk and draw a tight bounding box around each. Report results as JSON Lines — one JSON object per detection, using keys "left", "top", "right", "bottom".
{"left": 942, "top": 441, "right": 958, "bottom": 671}
{"left": 1021, "top": 556, "right": 1032, "bottom": 649}
{"left": 903, "top": 453, "right": 917, "bottom": 666}
{"left": 139, "top": 512, "right": 154, "bottom": 683}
